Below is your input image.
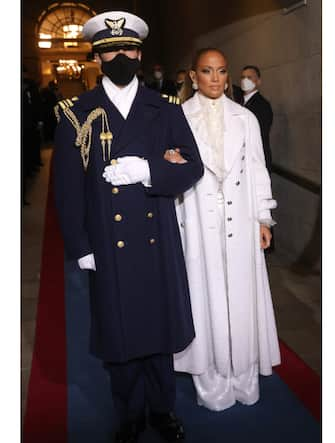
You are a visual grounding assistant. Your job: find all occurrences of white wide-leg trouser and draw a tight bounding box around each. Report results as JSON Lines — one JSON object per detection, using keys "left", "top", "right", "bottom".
{"left": 192, "top": 191, "right": 260, "bottom": 411}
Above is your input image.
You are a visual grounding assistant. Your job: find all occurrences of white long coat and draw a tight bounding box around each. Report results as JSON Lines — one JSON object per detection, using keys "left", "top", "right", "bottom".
{"left": 174, "top": 93, "right": 281, "bottom": 378}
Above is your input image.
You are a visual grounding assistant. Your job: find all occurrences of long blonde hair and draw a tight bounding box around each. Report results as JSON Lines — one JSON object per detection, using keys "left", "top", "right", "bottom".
{"left": 179, "top": 48, "right": 233, "bottom": 103}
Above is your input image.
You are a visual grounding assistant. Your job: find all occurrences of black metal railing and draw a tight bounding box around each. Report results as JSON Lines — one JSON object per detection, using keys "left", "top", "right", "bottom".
{"left": 272, "top": 164, "right": 320, "bottom": 195}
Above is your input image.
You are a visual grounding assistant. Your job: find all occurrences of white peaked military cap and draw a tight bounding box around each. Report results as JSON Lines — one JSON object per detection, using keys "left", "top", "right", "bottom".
{"left": 82, "top": 11, "right": 149, "bottom": 52}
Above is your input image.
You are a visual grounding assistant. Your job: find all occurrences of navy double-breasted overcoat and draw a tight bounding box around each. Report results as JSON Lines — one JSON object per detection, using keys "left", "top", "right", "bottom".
{"left": 53, "top": 84, "right": 204, "bottom": 362}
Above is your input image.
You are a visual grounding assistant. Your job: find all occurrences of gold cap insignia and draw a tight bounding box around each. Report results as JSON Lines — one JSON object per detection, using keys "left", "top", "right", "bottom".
{"left": 105, "top": 18, "right": 126, "bottom": 36}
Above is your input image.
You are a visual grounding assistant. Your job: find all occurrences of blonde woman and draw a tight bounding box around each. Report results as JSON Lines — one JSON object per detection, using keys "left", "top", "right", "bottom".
{"left": 165, "top": 48, "right": 280, "bottom": 411}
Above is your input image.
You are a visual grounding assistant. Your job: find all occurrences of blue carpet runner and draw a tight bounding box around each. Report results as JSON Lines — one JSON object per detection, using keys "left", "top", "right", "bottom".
{"left": 23, "top": 170, "right": 320, "bottom": 443}
{"left": 65, "top": 260, "right": 320, "bottom": 443}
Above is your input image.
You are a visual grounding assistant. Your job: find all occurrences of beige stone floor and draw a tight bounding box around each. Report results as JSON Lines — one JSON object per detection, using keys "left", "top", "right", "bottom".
{"left": 21, "top": 149, "right": 321, "bottom": 420}
{"left": 267, "top": 255, "right": 321, "bottom": 374}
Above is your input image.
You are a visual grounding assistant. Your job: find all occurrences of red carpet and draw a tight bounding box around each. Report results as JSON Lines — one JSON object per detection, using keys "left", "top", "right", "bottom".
{"left": 275, "top": 341, "right": 320, "bottom": 420}
{"left": 23, "top": 170, "right": 68, "bottom": 443}
{"left": 23, "top": 170, "right": 320, "bottom": 441}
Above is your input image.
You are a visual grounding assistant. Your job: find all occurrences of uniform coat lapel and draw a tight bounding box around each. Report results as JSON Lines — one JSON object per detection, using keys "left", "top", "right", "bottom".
{"left": 76, "top": 85, "right": 162, "bottom": 157}
{"left": 182, "top": 93, "right": 246, "bottom": 177}
{"left": 112, "top": 86, "right": 161, "bottom": 155}
{"left": 182, "top": 93, "right": 217, "bottom": 176}
{"left": 79, "top": 85, "right": 126, "bottom": 137}
{"left": 222, "top": 94, "right": 246, "bottom": 175}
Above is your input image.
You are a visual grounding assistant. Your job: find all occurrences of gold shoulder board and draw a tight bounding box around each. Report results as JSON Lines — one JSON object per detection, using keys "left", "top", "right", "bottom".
{"left": 161, "top": 94, "right": 181, "bottom": 105}
{"left": 57, "top": 96, "right": 79, "bottom": 110}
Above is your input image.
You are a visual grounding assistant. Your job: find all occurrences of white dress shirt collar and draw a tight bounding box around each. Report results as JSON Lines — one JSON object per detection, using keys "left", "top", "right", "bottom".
{"left": 102, "top": 75, "right": 139, "bottom": 119}
{"left": 243, "top": 89, "right": 258, "bottom": 104}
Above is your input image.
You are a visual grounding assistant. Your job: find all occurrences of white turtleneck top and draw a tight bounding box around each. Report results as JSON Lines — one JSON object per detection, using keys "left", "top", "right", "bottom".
{"left": 198, "top": 92, "right": 225, "bottom": 181}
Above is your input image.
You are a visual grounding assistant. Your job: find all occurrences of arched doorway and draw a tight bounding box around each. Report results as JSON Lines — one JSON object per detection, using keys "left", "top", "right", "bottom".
{"left": 36, "top": 2, "right": 101, "bottom": 97}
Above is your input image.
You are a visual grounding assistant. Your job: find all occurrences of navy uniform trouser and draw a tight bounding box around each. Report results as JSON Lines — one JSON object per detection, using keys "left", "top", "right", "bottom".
{"left": 105, "top": 353, "right": 176, "bottom": 427}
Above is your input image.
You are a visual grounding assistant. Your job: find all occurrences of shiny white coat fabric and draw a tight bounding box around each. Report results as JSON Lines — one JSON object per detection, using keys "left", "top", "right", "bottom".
{"left": 174, "top": 93, "right": 281, "bottom": 409}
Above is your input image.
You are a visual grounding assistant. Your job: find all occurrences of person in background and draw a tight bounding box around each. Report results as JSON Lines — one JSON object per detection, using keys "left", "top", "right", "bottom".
{"left": 96, "top": 73, "right": 104, "bottom": 85}
{"left": 22, "top": 66, "right": 43, "bottom": 205}
{"left": 40, "top": 80, "right": 62, "bottom": 142}
{"left": 241, "top": 65, "right": 275, "bottom": 252}
{"left": 240, "top": 65, "right": 273, "bottom": 172}
{"left": 136, "top": 67, "right": 146, "bottom": 86}
{"left": 147, "top": 63, "right": 177, "bottom": 96}
{"left": 232, "top": 83, "right": 243, "bottom": 104}
{"left": 175, "top": 69, "right": 186, "bottom": 98}
{"left": 164, "top": 48, "right": 280, "bottom": 411}
{"left": 53, "top": 10, "right": 203, "bottom": 443}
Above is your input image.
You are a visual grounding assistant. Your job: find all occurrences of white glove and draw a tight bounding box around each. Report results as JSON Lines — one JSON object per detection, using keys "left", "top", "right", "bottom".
{"left": 102, "top": 156, "right": 151, "bottom": 187}
{"left": 78, "top": 253, "right": 96, "bottom": 271}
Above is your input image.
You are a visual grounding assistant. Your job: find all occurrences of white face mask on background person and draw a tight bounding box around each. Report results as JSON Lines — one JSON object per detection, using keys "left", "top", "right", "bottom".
{"left": 240, "top": 77, "right": 256, "bottom": 92}
{"left": 153, "top": 70, "right": 163, "bottom": 80}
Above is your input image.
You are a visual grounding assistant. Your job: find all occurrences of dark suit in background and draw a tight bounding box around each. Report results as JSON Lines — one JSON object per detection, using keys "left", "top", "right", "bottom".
{"left": 244, "top": 92, "right": 273, "bottom": 172}
{"left": 232, "top": 84, "right": 244, "bottom": 104}
{"left": 147, "top": 78, "right": 177, "bottom": 97}
{"left": 22, "top": 75, "right": 43, "bottom": 204}
{"left": 245, "top": 91, "right": 275, "bottom": 252}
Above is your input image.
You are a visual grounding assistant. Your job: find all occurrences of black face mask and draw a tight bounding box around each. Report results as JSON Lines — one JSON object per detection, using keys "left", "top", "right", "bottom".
{"left": 101, "top": 53, "right": 140, "bottom": 86}
{"left": 176, "top": 81, "right": 184, "bottom": 91}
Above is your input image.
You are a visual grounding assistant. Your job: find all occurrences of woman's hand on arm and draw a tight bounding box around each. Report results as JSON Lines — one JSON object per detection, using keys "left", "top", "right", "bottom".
{"left": 164, "top": 148, "right": 188, "bottom": 164}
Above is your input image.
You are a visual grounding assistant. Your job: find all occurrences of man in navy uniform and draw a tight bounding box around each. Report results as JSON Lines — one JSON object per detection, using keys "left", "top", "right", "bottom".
{"left": 53, "top": 10, "right": 204, "bottom": 443}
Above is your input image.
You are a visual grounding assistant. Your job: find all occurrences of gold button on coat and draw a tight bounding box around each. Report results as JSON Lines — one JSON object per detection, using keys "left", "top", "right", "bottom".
{"left": 117, "top": 241, "right": 125, "bottom": 248}
{"left": 149, "top": 238, "right": 155, "bottom": 244}
{"left": 114, "top": 214, "right": 122, "bottom": 222}
{"left": 112, "top": 187, "right": 119, "bottom": 194}
{"left": 111, "top": 159, "right": 118, "bottom": 165}
{"left": 147, "top": 212, "right": 154, "bottom": 218}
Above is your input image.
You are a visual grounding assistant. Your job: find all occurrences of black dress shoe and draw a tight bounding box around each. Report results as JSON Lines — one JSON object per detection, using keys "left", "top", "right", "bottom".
{"left": 149, "top": 411, "right": 185, "bottom": 442}
{"left": 114, "top": 417, "right": 145, "bottom": 443}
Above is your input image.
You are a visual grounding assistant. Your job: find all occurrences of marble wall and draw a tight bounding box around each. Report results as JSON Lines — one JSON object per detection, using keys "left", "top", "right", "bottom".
{"left": 166, "top": 0, "right": 321, "bottom": 265}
